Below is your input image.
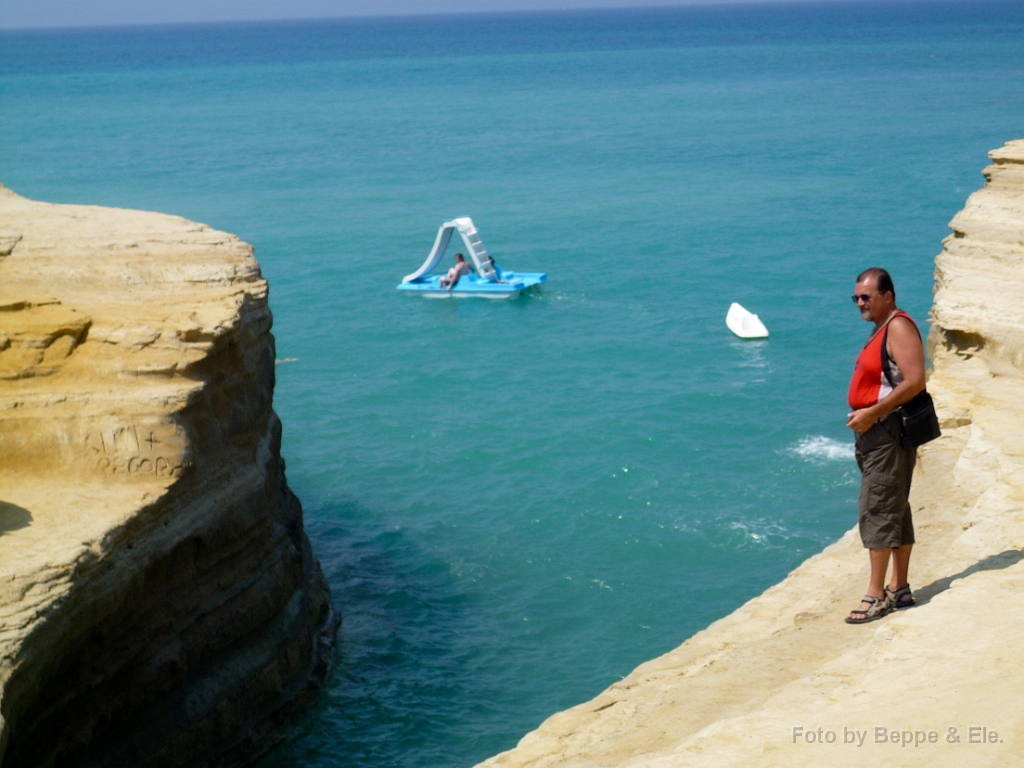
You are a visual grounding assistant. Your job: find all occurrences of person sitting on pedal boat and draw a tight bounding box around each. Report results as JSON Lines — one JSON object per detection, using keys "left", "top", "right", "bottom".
{"left": 439, "top": 253, "right": 473, "bottom": 290}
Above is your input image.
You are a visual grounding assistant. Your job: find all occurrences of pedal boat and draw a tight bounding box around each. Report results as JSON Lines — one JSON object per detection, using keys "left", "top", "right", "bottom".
{"left": 397, "top": 217, "right": 546, "bottom": 299}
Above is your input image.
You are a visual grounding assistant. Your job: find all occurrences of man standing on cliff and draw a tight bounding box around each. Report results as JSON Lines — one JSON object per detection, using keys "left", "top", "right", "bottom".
{"left": 845, "top": 268, "right": 926, "bottom": 624}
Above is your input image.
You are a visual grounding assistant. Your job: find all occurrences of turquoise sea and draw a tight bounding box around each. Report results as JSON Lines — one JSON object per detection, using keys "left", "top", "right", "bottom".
{"left": 2, "top": 2, "right": 1023, "bottom": 765}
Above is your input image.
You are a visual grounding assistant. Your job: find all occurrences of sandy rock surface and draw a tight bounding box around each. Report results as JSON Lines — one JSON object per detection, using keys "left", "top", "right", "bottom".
{"left": 476, "top": 140, "right": 1024, "bottom": 768}
{"left": 0, "top": 187, "right": 336, "bottom": 768}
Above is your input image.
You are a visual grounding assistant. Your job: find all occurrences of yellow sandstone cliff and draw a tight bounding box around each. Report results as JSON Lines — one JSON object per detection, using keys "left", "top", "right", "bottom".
{"left": 0, "top": 187, "right": 338, "bottom": 767}
{"left": 476, "top": 140, "right": 1024, "bottom": 768}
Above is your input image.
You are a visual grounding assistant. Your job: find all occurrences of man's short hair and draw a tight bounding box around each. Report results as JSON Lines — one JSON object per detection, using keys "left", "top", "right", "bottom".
{"left": 455, "top": 253, "right": 465, "bottom": 261}
{"left": 857, "top": 267, "right": 895, "bottom": 300}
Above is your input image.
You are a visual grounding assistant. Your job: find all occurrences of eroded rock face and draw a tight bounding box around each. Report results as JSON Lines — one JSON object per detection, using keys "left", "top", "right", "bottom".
{"left": 0, "top": 186, "right": 338, "bottom": 768}
{"left": 474, "top": 141, "right": 1024, "bottom": 768}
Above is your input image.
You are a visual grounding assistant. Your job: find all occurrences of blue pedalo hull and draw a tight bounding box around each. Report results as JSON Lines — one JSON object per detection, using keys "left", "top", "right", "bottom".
{"left": 397, "top": 269, "right": 546, "bottom": 299}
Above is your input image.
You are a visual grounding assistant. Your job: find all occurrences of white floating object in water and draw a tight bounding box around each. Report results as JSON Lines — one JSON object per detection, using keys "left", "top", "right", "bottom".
{"left": 726, "top": 302, "right": 769, "bottom": 339}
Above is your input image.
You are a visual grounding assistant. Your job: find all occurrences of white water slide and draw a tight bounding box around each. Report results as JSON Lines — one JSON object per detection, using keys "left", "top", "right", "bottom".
{"left": 402, "top": 217, "right": 498, "bottom": 284}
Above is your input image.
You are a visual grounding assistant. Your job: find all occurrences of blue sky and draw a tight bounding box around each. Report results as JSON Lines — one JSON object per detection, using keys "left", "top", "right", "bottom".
{"left": 1, "top": 0, "right": 859, "bottom": 30}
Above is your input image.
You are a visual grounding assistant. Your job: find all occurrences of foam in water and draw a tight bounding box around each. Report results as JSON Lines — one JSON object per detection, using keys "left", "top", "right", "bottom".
{"left": 727, "top": 520, "right": 792, "bottom": 549}
{"left": 791, "top": 436, "right": 856, "bottom": 462}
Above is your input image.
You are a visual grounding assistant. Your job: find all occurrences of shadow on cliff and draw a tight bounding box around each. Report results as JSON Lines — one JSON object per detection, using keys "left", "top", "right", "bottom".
{"left": 0, "top": 500, "right": 32, "bottom": 535}
{"left": 914, "top": 549, "right": 1024, "bottom": 606}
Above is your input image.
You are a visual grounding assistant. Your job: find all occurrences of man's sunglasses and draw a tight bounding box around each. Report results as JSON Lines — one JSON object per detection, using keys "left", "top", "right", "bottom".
{"left": 851, "top": 293, "right": 878, "bottom": 304}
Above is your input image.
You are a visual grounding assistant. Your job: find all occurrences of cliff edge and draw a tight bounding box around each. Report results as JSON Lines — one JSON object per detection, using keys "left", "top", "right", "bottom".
{"left": 0, "top": 187, "right": 338, "bottom": 767}
{"left": 477, "top": 140, "right": 1024, "bottom": 768}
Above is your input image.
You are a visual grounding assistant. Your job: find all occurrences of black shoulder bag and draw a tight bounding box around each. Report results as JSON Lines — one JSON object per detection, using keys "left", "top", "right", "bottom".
{"left": 881, "top": 320, "right": 941, "bottom": 450}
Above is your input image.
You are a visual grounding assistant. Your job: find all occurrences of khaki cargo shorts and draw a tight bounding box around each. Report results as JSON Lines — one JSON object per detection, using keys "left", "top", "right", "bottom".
{"left": 855, "top": 411, "right": 916, "bottom": 549}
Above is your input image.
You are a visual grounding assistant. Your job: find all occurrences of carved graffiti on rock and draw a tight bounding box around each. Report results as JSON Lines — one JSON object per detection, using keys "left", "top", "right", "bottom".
{"left": 86, "top": 424, "right": 184, "bottom": 478}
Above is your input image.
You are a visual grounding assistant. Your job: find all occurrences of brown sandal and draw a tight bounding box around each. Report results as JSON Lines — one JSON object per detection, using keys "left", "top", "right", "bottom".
{"left": 845, "top": 594, "right": 891, "bottom": 624}
{"left": 886, "top": 585, "right": 915, "bottom": 609}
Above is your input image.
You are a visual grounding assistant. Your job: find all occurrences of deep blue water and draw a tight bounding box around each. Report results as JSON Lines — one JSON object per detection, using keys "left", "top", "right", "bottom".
{"left": 2, "top": 2, "right": 1023, "bottom": 766}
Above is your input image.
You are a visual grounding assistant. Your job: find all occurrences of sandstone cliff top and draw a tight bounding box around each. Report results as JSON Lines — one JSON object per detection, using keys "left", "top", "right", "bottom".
{"left": 0, "top": 184, "right": 266, "bottom": 395}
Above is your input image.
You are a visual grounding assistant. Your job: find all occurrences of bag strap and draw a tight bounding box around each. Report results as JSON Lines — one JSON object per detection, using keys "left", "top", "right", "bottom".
{"left": 881, "top": 323, "right": 896, "bottom": 389}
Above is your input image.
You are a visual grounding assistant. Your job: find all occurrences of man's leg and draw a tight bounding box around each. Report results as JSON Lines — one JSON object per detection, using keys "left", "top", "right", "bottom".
{"left": 888, "top": 444, "right": 916, "bottom": 600}
{"left": 869, "top": 547, "right": 892, "bottom": 596}
{"left": 888, "top": 544, "right": 912, "bottom": 590}
{"left": 887, "top": 544, "right": 914, "bottom": 608}
{"left": 847, "top": 548, "right": 892, "bottom": 620}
